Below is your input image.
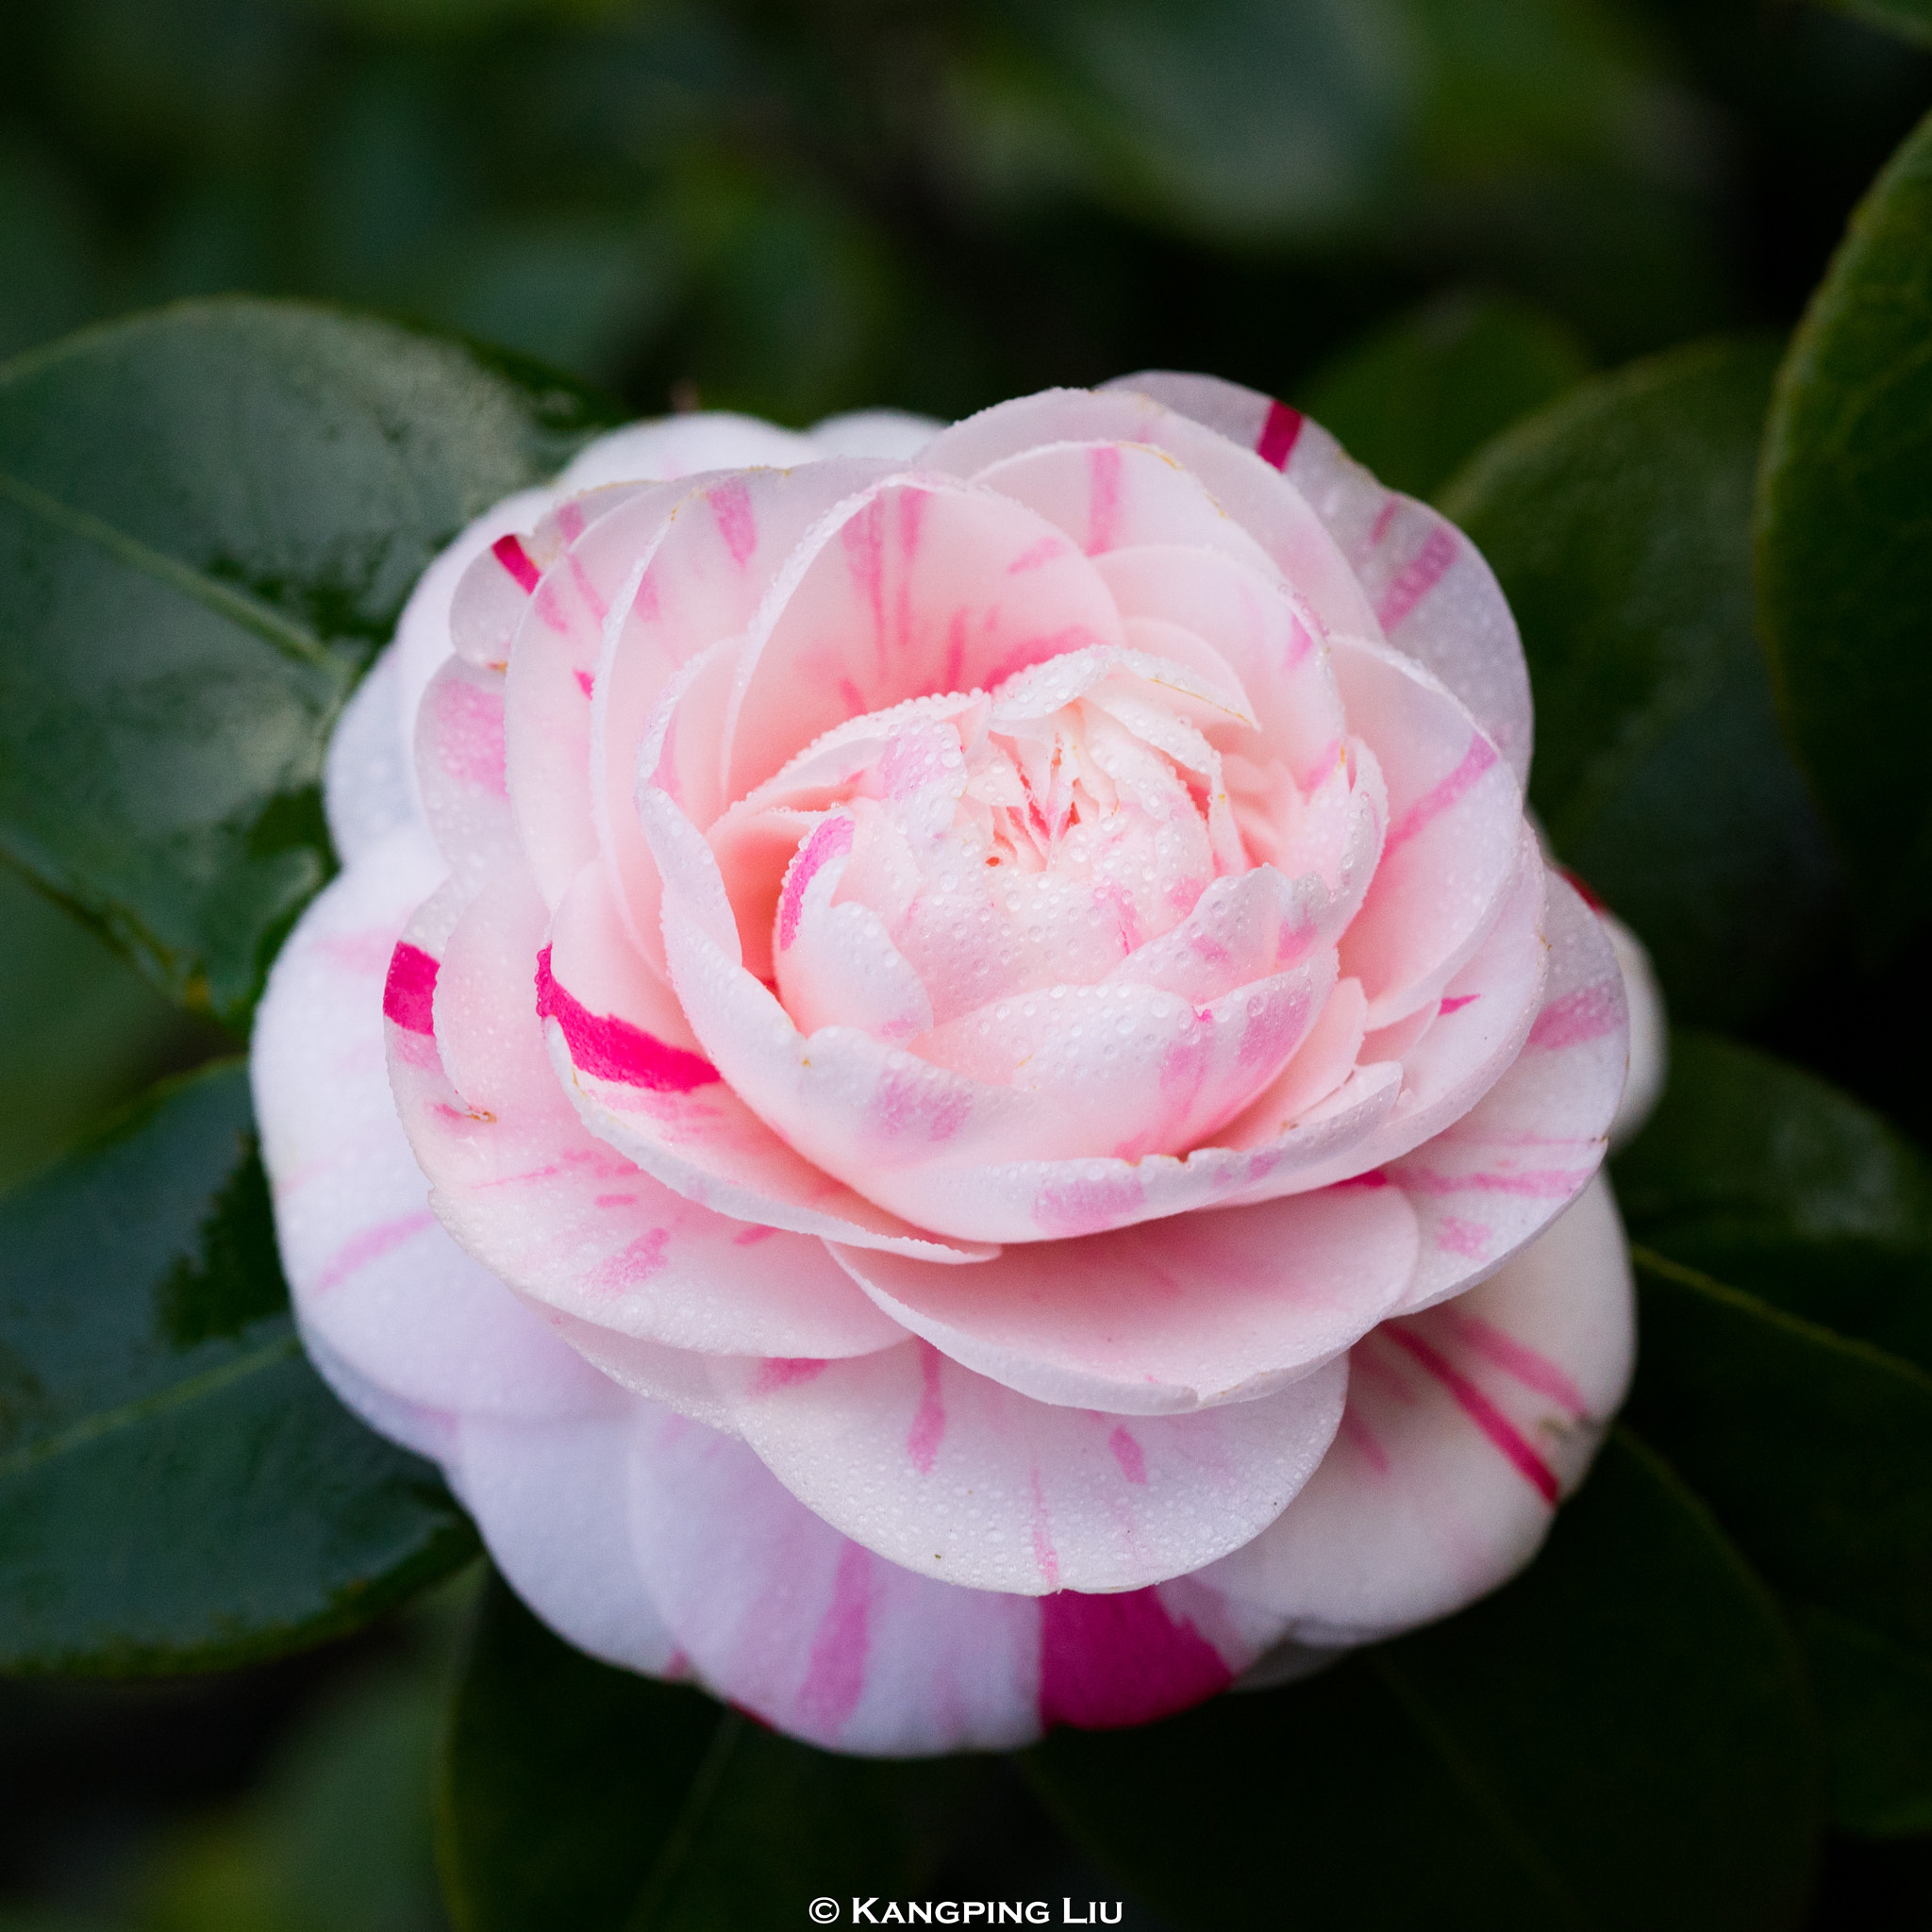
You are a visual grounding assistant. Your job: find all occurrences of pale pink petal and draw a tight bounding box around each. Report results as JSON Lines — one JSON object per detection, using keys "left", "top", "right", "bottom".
{"left": 1105, "top": 372, "right": 1533, "bottom": 782}
{"left": 808, "top": 408, "right": 945, "bottom": 459}
{"left": 558, "top": 413, "right": 820, "bottom": 491}
{"left": 1329, "top": 635, "right": 1524, "bottom": 1024}
{"left": 829, "top": 1182, "right": 1417, "bottom": 1415}
{"left": 455, "top": 1407, "right": 687, "bottom": 1674}
{"left": 400, "top": 857, "right": 912, "bottom": 1356}
{"left": 1384, "top": 871, "right": 1626, "bottom": 1311}
{"left": 1200, "top": 1174, "right": 1633, "bottom": 1643}
{"left": 323, "top": 646, "right": 418, "bottom": 863}
{"left": 716, "top": 1340, "right": 1349, "bottom": 1594}
{"left": 1604, "top": 908, "right": 1666, "bottom": 1149}
{"left": 393, "top": 486, "right": 556, "bottom": 812}
{"left": 414, "top": 658, "right": 518, "bottom": 890}
{"left": 252, "top": 824, "right": 618, "bottom": 1423}
{"left": 721, "top": 476, "right": 1129, "bottom": 800}
{"left": 626, "top": 1402, "right": 1044, "bottom": 1755}
{"left": 919, "top": 388, "right": 1379, "bottom": 641}
{"left": 541, "top": 853, "right": 996, "bottom": 1263}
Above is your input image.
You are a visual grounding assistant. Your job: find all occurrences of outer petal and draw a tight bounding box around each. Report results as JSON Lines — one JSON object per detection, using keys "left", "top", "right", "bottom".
{"left": 713, "top": 1340, "right": 1349, "bottom": 1595}
{"left": 808, "top": 409, "right": 944, "bottom": 459}
{"left": 1604, "top": 908, "right": 1666, "bottom": 1149}
{"left": 323, "top": 644, "right": 417, "bottom": 863}
{"left": 829, "top": 1182, "right": 1418, "bottom": 1415}
{"left": 415, "top": 658, "right": 518, "bottom": 890}
{"left": 1386, "top": 869, "right": 1627, "bottom": 1312}
{"left": 558, "top": 412, "right": 820, "bottom": 491}
{"left": 253, "top": 823, "right": 622, "bottom": 1425}
{"left": 625, "top": 1401, "right": 1044, "bottom": 1755}
{"left": 1200, "top": 1174, "right": 1633, "bottom": 1644}
{"left": 1104, "top": 371, "right": 1533, "bottom": 783}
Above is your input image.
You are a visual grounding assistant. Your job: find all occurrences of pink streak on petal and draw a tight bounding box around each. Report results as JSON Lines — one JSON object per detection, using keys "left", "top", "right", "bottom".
{"left": 1439, "top": 993, "right": 1479, "bottom": 1015}
{"left": 1386, "top": 737, "right": 1500, "bottom": 852}
{"left": 1384, "top": 1326, "right": 1560, "bottom": 1505}
{"left": 1435, "top": 1216, "right": 1491, "bottom": 1259}
{"left": 314, "top": 1208, "right": 437, "bottom": 1296}
{"left": 1086, "top": 445, "right": 1124, "bottom": 555}
{"left": 1108, "top": 1426, "right": 1148, "bottom": 1487}
{"left": 534, "top": 945, "right": 720, "bottom": 1091}
{"left": 710, "top": 477, "right": 758, "bottom": 569}
{"left": 796, "top": 1542, "right": 873, "bottom": 1734}
{"left": 1336, "top": 1168, "right": 1391, "bottom": 1191}
{"left": 1397, "top": 1166, "right": 1587, "bottom": 1199}
{"left": 1009, "top": 535, "right": 1069, "bottom": 574}
{"left": 568, "top": 549, "right": 608, "bottom": 624}
{"left": 1375, "top": 524, "right": 1459, "bottom": 631}
{"left": 732, "top": 1224, "right": 781, "bottom": 1246}
{"left": 907, "top": 1342, "right": 947, "bottom": 1474}
{"left": 383, "top": 942, "right": 440, "bottom": 1035}
{"left": 437, "top": 678, "right": 508, "bottom": 794}
{"left": 749, "top": 1357, "right": 829, "bottom": 1395}
{"left": 776, "top": 814, "right": 856, "bottom": 952}
{"left": 1255, "top": 399, "right": 1305, "bottom": 471}
{"left": 556, "top": 500, "right": 587, "bottom": 542}
{"left": 1369, "top": 497, "right": 1398, "bottom": 548}
{"left": 1339, "top": 1407, "right": 1391, "bottom": 1475}
{"left": 1038, "top": 1589, "right": 1233, "bottom": 1730}
{"left": 1441, "top": 1307, "right": 1590, "bottom": 1420}
{"left": 574, "top": 669, "right": 594, "bottom": 700}
{"left": 490, "top": 533, "right": 541, "bottom": 592}
{"left": 1034, "top": 1171, "right": 1144, "bottom": 1238}
{"left": 591, "top": 1227, "right": 670, "bottom": 1292}
{"left": 1526, "top": 983, "right": 1621, "bottom": 1050}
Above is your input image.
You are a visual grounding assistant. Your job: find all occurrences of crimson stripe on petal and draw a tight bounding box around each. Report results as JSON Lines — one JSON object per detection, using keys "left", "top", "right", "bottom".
{"left": 1383, "top": 1325, "right": 1559, "bottom": 1505}
{"left": 491, "top": 533, "right": 542, "bottom": 593}
{"left": 383, "top": 942, "right": 440, "bottom": 1035}
{"left": 1256, "top": 399, "right": 1305, "bottom": 471}
{"left": 1038, "top": 1588, "right": 1232, "bottom": 1730}
{"left": 534, "top": 944, "right": 720, "bottom": 1092}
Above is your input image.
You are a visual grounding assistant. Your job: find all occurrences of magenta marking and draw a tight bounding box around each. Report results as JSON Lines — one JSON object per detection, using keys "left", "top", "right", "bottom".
{"left": 1255, "top": 399, "right": 1304, "bottom": 471}
{"left": 534, "top": 945, "right": 720, "bottom": 1091}
{"left": 1339, "top": 1407, "right": 1391, "bottom": 1475}
{"left": 591, "top": 1227, "right": 669, "bottom": 1293}
{"left": 1439, "top": 993, "right": 1479, "bottom": 1016}
{"left": 568, "top": 550, "right": 608, "bottom": 625}
{"left": 1334, "top": 1167, "right": 1391, "bottom": 1191}
{"left": 383, "top": 942, "right": 440, "bottom": 1035}
{"left": 592, "top": 1192, "right": 637, "bottom": 1209}
{"left": 1385, "top": 737, "right": 1499, "bottom": 852}
{"left": 491, "top": 533, "right": 541, "bottom": 593}
{"left": 796, "top": 1542, "right": 873, "bottom": 1734}
{"left": 1086, "top": 444, "right": 1124, "bottom": 556}
{"left": 1527, "top": 982, "right": 1620, "bottom": 1051}
{"left": 1385, "top": 1325, "right": 1559, "bottom": 1505}
{"left": 941, "top": 610, "right": 968, "bottom": 691}
{"left": 710, "top": 477, "right": 758, "bottom": 569}
{"left": 1034, "top": 1171, "right": 1143, "bottom": 1239}
{"left": 1376, "top": 524, "right": 1458, "bottom": 632}
{"left": 1369, "top": 497, "right": 1398, "bottom": 549}
{"left": 632, "top": 567, "right": 661, "bottom": 625}
{"left": 732, "top": 1224, "right": 780, "bottom": 1247}
{"left": 842, "top": 497, "right": 887, "bottom": 637}
{"left": 1399, "top": 1165, "right": 1587, "bottom": 1199}
{"left": 556, "top": 500, "right": 586, "bottom": 542}
{"left": 1557, "top": 864, "right": 1607, "bottom": 913}
{"left": 1434, "top": 1215, "right": 1491, "bottom": 1260}
{"left": 749, "top": 1357, "right": 829, "bottom": 1396}
{"left": 1108, "top": 1426, "right": 1147, "bottom": 1487}
{"left": 1441, "top": 1307, "right": 1589, "bottom": 1418}
{"left": 907, "top": 1343, "right": 947, "bottom": 1474}
{"left": 1038, "top": 1589, "right": 1232, "bottom": 1731}
{"left": 574, "top": 668, "right": 594, "bottom": 700}
{"left": 314, "top": 1208, "right": 436, "bottom": 1295}
{"left": 776, "top": 814, "right": 855, "bottom": 952}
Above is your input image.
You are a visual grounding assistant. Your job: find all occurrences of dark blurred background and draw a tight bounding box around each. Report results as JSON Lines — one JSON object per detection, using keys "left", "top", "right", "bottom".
{"left": 3, "top": 2, "right": 1931, "bottom": 1926}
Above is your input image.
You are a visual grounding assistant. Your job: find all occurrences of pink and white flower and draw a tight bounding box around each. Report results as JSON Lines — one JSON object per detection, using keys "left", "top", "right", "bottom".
{"left": 252, "top": 376, "right": 1655, "bottom": 1756}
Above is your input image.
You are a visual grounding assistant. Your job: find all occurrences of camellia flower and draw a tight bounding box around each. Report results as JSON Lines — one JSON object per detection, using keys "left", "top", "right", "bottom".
{"left": 253, "top": 375, "right": 1657, "bottom": 1756}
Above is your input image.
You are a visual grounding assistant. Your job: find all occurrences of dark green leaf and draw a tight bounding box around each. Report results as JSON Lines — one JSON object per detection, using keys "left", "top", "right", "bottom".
{"left": 1789, "top": 1600, "right": 1932, "bottom": 1837}
{"left": 1806, "top": 1, "right": 1932, "bottom": 52}
{"left": 1627, "top": 1250, "right": 1932, "bottom": 1657}
{"left": 1028, "top": 1431, "right": 1819, "bottom": 1931}
{"left": 1441, "top": 337, "right": 1840, "bottom": 1025}
{"left": 1298, "top": 288, "right": 1592, "bottom": 501}
{"left": 0, "top": 1060, "right": 475, "bottom": 1673}
{"left": 1614, "top": 1030, "right": 1932, "bottom": 1371}
{"left": 0, "top": 298, "right": 620, "bottom": 1025}
{"left": 438, "top": 1573, "right": 997, "bottom": 1932}
{"left": 1757, "top": 108, "right": 1932, "bottom": 951}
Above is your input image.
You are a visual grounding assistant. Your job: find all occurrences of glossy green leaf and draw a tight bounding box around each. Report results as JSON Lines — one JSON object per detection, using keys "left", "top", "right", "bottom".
{"left": 0, "top": 1061, "right": 475, "bottom": 1673}
{"left": 438, "top": 1573, "right": 995, "bottom": 1932}
{"left": 1757, "top": 108, "right": 1932, "bottom": 950}
{"left": 0, "top": 298, "right": 619, "bottom": 1026}
{"left": 1028, "top": 1432, "right": 1819, "bottom": 1931}
{"left": 1614, "top": 1030, "right": 1932, "bottom": 1371}
{"left": 1298, "top": 289, "right": 1592, "bottom": 502}
{"left": 1441, "top": 337, "right": 1840, "bottom": 1025}
{"left": 1627, "top": 1251, "right": 1932, "bottom": 1657}
{"left": 1789, "top": 1600, "right": 1932, "bottom": 1837}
